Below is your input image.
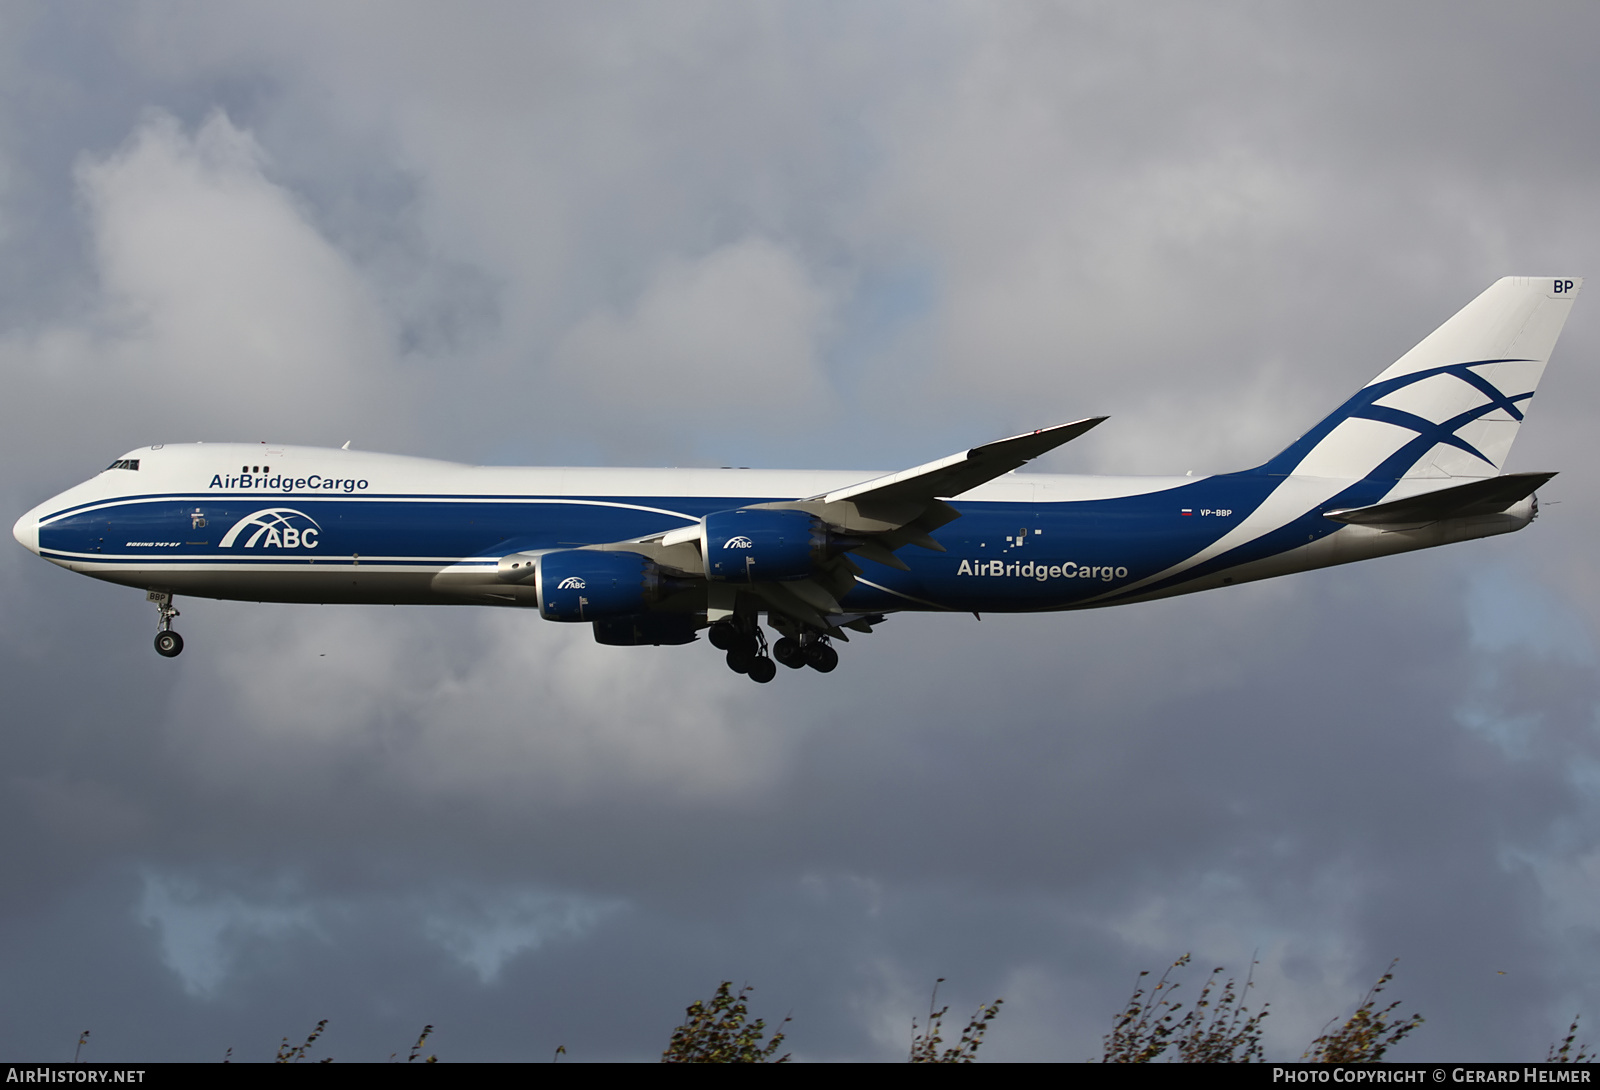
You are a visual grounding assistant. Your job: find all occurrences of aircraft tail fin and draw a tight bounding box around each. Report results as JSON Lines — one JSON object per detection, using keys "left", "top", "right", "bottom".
{"left": 1257, "top": 277, "right": 1581, "bottom": 480}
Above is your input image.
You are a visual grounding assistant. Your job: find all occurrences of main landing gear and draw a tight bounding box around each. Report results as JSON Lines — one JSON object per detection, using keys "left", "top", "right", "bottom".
{"left": 148, "top": 590, "right": 184, "bottom": 658}
{"left": 710, "top": 620, "right": 837, "bottom": 682}
{"left": 708, "top": 619, "right": 776, "bottom": 683}
{"left": 775, "top": 635, "right": 838, "bottom": 673}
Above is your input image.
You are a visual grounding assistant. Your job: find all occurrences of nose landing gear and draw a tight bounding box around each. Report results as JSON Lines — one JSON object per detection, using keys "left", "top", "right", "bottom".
{"left": 148, "top": 590, "right": 184, "bottom": 658}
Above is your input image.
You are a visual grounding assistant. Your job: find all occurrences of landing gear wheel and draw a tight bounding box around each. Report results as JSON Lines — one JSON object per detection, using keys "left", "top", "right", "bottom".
{"left": 746, "top": 656, "right": 777, "bottom": 684}
{"left": 804, "top": 640, "right": 838, "bottom": 673}
{"left": 154, "top": 631, "right": 184, "bottom": 658}
{"left": 772, "top": 636, "right": 805, "bottom": 669}
{"left": 707, "top": 622, "right": 739, "bottom": 651}
{"left": 725, "top": 646, "right": 754, "bottom": 674}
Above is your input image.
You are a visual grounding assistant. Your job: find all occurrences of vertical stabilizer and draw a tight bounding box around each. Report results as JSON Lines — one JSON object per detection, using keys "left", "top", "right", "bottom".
{"left": 1259, "top": 277, "right": 1581, "bottom": 480}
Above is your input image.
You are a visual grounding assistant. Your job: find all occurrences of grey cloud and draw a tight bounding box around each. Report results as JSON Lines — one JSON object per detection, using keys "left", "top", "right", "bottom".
{"left": 1, "top": 0, "right": 1598, "bottom": 1063}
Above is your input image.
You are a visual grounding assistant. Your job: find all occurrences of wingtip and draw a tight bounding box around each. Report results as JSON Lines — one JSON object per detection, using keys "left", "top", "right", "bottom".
{"left": 1029, "top": 414, "right": 1108, "bottom": 436}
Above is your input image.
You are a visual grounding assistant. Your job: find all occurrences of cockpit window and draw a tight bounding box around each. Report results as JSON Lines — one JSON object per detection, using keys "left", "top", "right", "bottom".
{"left": 106, "top": 459, "right": 140, "bottom": 471}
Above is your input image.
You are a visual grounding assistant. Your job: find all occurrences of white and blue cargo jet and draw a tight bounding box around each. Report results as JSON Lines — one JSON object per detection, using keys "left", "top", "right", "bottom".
{"left": 12, "top": 277, "right": 1582, "bottom": 682}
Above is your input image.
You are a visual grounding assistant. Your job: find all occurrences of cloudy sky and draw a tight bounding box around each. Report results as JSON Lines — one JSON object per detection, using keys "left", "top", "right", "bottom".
{"left": 2, "top": 1, "right": 1598, "bottom": 1062}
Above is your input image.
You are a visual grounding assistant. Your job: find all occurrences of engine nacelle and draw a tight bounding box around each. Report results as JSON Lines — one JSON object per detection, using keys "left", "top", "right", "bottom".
{"left": 536, "top": 550, "right": 668, "bottom": 622}
{"left": 701, "top": 508, "right": 832, "bottom": 582}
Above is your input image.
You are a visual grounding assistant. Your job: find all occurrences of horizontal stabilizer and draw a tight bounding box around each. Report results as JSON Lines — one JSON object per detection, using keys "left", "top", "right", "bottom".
{"left": 1324, "top": 472, "right": 1554, "bottom": 528}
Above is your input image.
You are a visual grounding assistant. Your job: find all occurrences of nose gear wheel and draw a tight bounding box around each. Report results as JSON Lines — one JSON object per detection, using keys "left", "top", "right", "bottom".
{"left": 147, "top": 590, "right": 184, "bottom": 658}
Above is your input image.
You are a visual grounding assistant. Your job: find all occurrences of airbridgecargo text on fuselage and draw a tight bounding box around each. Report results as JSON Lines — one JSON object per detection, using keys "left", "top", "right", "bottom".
{"left": 957, "top": 559, "right": 1129, "bottom": 582}
{"left": 208, "top": 473, "right": 369, "bottom": 493}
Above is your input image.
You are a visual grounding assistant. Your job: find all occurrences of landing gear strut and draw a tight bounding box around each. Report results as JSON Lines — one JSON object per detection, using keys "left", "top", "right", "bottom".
{"left": 148, "top": 590, "right": 184, "bottom": 658}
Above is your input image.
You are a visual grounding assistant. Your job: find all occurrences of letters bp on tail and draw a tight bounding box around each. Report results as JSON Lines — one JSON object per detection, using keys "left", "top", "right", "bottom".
{"left": 11, "top": 277, "right": 1582, "bottom": 683}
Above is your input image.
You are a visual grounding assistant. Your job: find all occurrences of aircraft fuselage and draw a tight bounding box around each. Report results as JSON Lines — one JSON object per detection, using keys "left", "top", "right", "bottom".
{"left": 17, "top": 442, "right": 1532, "bottom": 616}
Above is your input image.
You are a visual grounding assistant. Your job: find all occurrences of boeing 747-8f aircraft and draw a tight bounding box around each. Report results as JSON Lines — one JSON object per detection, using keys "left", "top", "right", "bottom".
{"left": 13, "top": 277, "right": 1582, "bottom": 682}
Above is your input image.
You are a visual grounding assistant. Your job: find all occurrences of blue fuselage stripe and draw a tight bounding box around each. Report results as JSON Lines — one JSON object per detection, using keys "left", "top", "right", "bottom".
{"left": 39, "top": 476, "right": 1302, "bottom": 611}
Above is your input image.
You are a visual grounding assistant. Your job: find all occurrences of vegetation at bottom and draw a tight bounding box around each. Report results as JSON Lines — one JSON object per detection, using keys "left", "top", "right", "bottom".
{"left": 67, "top": 960, "right": 1595, "bottom": 1062}
{"left": 660, "top": 982, "right": 792, "bottom": 1062}
{"left": 1103, "top": 956, "right": 1592, "bottom": 1064}
{"left": 1103, "top": 954, "right": 1427, "bottom": 1062}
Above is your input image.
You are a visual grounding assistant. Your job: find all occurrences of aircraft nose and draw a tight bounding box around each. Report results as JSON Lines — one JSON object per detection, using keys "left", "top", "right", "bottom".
{"left": 12, "top": 508, "right": 40, "bottom": 554}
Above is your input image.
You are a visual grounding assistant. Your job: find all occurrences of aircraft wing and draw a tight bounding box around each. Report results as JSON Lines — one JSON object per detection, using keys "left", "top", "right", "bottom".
{"left": 818, "top": 417, "right": 1107, "bottom": 507}
{"left": 746, "top": 416, "right": 1108, "bottom": 556}
{"left": 631, "top": 417, "right": 1105, "bottom": 634}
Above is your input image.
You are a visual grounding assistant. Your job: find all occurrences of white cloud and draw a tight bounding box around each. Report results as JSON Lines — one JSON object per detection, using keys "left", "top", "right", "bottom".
{"left": 422, "top": 886, "right": 623, "bottom": 984}
{"left": 0, "top": 109, "right": 400, "bottom": 461}
{"left": 75, "top": 110, "right": 395, "bottom": 435}
{"left": 551, "top": 237, "right": 834, "bottom": 447}
{"left": 137, "top": 868, "right": 619, "bottom": 995}
{"left": 138, "top": 871, "right": 317, "bottom": 997}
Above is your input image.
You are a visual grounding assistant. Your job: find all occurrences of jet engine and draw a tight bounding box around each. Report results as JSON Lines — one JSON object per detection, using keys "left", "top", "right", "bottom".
{"left": 700, "top": 508, "right": 857, "bottom": 582}
{"left": 532, "top": 549, "right": 673, "bottom": 622}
